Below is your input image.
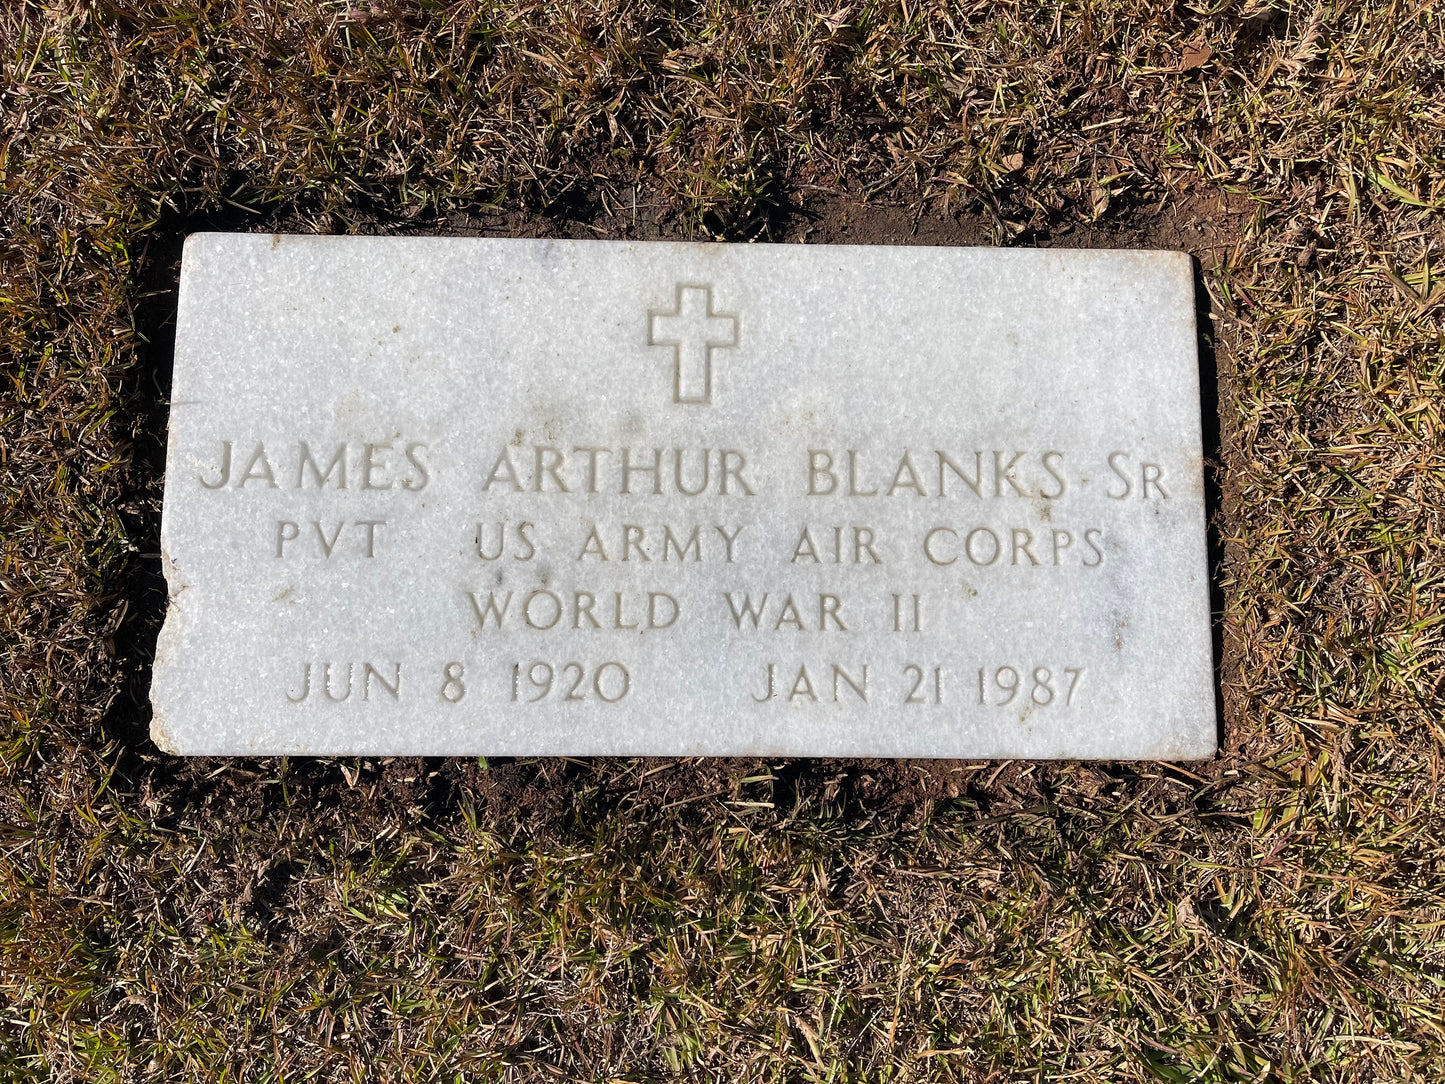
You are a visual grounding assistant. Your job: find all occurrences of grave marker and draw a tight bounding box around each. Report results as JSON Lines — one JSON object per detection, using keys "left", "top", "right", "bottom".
{"left": 151, "top": 235, "right": 1215, "bottom": 758}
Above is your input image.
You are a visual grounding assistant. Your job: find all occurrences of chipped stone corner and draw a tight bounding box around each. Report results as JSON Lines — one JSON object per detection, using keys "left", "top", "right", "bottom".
{"left": 148, "top": 707, "right": 182, "bottom": 755}
{"left": 148, "top": 545, "right": 189, "bottom": 755}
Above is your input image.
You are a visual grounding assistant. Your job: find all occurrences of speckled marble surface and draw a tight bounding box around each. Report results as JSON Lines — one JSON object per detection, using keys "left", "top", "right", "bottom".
{"left": 151, "top": 234, "right": 1214, "bottom": 758}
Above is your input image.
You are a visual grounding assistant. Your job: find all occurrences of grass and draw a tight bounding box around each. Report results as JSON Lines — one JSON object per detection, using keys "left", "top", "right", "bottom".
{"left": 3, "top": 0, "right": 1445, "bottom": 1079}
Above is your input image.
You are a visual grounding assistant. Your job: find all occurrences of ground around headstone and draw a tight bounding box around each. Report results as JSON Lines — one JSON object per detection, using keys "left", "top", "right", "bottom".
{"left": 4, "top": 4, "right": 1442, "bottom": 1080}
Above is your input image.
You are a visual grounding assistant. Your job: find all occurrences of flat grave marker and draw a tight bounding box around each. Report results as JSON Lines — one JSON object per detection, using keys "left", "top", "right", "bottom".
{"left": 151, "top": 235, "right": 1215, "bottom": 758}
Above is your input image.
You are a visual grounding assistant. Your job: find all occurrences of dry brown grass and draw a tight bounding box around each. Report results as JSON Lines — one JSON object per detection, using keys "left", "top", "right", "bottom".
{"left": 3, "top": 0, "right": 1445, "bottom": 1080}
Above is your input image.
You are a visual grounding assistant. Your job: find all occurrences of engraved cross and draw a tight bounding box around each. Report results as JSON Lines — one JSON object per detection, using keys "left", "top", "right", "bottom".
{"left": 649, "top": 284, "right": 738, "bottom": 405}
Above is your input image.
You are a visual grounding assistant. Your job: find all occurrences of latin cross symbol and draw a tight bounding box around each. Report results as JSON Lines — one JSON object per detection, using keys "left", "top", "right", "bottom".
{"left": 648, "top": 283, "right": 738, "bottom": 405}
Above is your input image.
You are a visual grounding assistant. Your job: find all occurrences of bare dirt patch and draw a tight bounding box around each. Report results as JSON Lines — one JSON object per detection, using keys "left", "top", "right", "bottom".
{"left": 106, "top": 185, "right": 1248, "bottom": 842}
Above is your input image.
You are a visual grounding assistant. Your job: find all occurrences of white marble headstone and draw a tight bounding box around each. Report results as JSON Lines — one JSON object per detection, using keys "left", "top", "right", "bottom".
{"left": 151, "top": 235, "right": 1215, "bottom": 758}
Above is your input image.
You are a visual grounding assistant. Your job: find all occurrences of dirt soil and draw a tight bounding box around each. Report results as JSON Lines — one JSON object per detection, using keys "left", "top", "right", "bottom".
{"left": 113, "top": 188, "right": 1247, "bottom": 839}
{"left": 7, "top": 3, "right": 1441, "bottom": 1078}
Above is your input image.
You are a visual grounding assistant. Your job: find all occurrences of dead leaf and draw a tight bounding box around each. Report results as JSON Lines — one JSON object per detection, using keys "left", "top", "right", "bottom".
{"left": 820, "top": 6, "right": 853, "bottom": 34}
{"left": 1179, "top": 44, "right": 1212, "bottom": 72}
{"left": 1002, "top": 153, "right": 1024, "bottom": 172}
{"left": 1178, "top": 895, "right": 1202, "bottom": 929}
